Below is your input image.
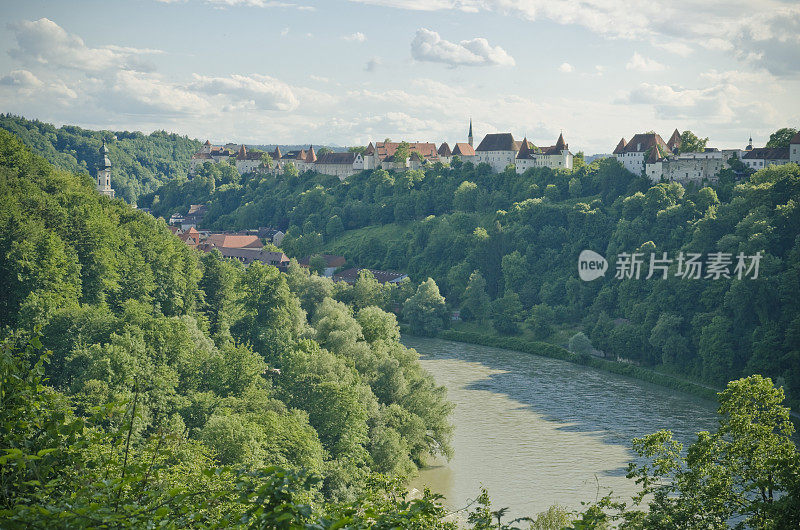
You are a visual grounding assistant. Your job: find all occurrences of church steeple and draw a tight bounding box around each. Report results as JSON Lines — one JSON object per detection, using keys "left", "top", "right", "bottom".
{"left": 97, "top": 139, "right": 115, "bottom": 198}
{"left": 468, "top": 118, "right": 473, "bottom": 147}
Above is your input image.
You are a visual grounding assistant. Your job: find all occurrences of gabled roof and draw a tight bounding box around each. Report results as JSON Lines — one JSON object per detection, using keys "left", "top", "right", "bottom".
{"left": 373, "top": 142, "right": 438, "bottom": 161}
{"left": 271, "top": 146, "right": 282, "bottom": 160}
{"left": 476, "top": 133, "right": 516, "bottom": 151}
{"left": 364, "top": 142, "right": 375, "bottom": 155}
{"left": 612, "top": 138, "right": 627, "bottom": 155}
{"left": 204, "top": 140, "right": 211, "bottom": 146}
{"left": 316, "top": 152, "right": 357, "bottom": 165}
{"left": 452, "top": 143, "right": 475, "bottom": 156}
{"left": 620, "top": 133, "right": 669, "bottom": 154}
{"left": 790, "top": 131, "right": 800, "bottom": 145}
{"left": 192, "top": 152, "right": 213, "bottom": 160}
{"left": 742, "top": 147, "right": 789, "bottom": 160}
{"left": 438, "top": 142, "right": 452, "bottom": 156}
{"left": 206, "top": 233, "right": 263, "bottom": 249}
{"left": 667, "top": 129, "right": 682, "bottom": 151}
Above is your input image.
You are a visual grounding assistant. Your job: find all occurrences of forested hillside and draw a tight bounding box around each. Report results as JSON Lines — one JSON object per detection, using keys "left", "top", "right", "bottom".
{"left": 0, "top": 114, "right": 200, "bottom": 203}
{"left": 142, "top": 152, "right": 800, "bottom": 409}
{"left": 3, "top": 127, "right": 799, "bottom": 527}
{"left": 0, "top": 128, "right": 456, "bottom": 524}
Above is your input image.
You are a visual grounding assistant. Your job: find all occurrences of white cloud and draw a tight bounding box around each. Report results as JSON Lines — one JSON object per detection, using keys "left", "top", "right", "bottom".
{"left": 619, "top": 81, "right": 776, "bottom": 126}
{"left": 9, "top": 18, "right": 161, "bottom": 73}
{"left": 110, "top": 71, "right": 207, "bottom": 115}
{"left": 343, "top": 32, "right": 367, "bottom": 43}
{"left": 655, "top": 41, "right": 693, "bottom": 57}
{"left": 205, "top": 0, "right": 313, "bottom": 8}
{"left": 626, "top": 52, "right": 666, "bottom": 72}
{"left": 190, "top": 73, "right": 299, "bottom": 111}
{"left": 350, "top": 0, "right": 800, "bottom": 77}
{"left": 0, "top": 69, "right": 44, "bottom": 88}
{"left": 558, "top": 62, "right": 573, "bottom": 73}
{"left": 410, "top": 28, "right": 515, "bottom": 67}
{"left": 365, "top": 57, "right": 381, "bottom": 72}
{"left": 280, "top": 27, "right": 290, "bottom": 36}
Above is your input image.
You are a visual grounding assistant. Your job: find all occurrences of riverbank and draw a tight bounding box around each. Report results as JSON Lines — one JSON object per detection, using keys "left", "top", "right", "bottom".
{"left": 404, "top": 328, "right": 721, "bottom": 402}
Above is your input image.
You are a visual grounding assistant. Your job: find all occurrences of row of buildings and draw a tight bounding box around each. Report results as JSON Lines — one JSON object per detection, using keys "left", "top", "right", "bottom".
{"left": 170, "top": 225, "right": 291, "bottom": 269}
{"left": 189, "top": 121, "right": 574, "bottom": 181}
{"left": 614, "top": 129, "right": 800, "bottom": 183}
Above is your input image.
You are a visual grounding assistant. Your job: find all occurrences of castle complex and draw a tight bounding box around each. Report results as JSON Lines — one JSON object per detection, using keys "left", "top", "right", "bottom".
{"left": 190, "top": 121, "right": 573, "bottom": 181}
{"left": 614, "top": 129, "right": 800, "bottom": 184}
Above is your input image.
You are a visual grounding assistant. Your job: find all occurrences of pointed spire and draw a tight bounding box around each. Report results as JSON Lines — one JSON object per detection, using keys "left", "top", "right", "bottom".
{"left": 554, "top": 132, "right": 566, "bottom": 151}
{"left": 516, "top": 137, "right": 534, "bottom": 159}
{"left": 667, "top": 129, "right": 681, "bottom": 152}
{"left": 306, "top": 145, "right": 317, "bottom": 163}
{"left": 468, "top": 118, "right": 474, "bottom": 147}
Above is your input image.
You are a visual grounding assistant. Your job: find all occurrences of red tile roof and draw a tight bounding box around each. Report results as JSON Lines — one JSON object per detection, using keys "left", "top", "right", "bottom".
{"left": 438, "top": 142, "right": 452, "bottom": 156}
{"left": 452, "top": 143, "right": 475, "bottom": 156}
{"left": 612, "top": 137, "right": 627, "bottom": 155}
{"left": 206, "top": 233, "right": 263, "bottom": 249}
{"left": 791, "top": 131, "right": 800, "bottom": 145}
{"left": 374, "top": 142, "right": 438, "bottom": 161}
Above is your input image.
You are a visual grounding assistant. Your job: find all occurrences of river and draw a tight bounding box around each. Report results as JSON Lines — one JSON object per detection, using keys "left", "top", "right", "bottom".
{"left": 404, "top": 336, "right": 719, "bottom": 521}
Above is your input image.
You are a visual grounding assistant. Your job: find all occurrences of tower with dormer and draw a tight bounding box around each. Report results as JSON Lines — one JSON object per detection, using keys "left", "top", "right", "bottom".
{"left": 97, "top": 140, "right": 115, "bottom": 198}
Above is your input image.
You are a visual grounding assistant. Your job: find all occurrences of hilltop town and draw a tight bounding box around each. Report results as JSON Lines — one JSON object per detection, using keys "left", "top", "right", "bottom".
{"left": 180, "top": 122, "right": 800, "bottom": 189}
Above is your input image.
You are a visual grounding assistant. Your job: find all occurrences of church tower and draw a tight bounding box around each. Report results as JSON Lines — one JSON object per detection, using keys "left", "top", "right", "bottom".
{"left": 97, "top": 140, "right": 115, "bottom": 198}
{"left": 468, "top": 118, "right": 474, "bottom": 147}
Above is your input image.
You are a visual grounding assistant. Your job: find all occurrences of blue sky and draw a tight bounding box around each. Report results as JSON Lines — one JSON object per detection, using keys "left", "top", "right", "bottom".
{"left": 1, "top": 0, "right": 798, "bottom": 153}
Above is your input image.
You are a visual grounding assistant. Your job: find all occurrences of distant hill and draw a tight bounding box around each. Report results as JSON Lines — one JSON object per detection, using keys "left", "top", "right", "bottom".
{"left": 0, "top": 114, "right": 201, "bottom": 204}
{"left": 585, "top": 153, "right": 613, "bottom": 163}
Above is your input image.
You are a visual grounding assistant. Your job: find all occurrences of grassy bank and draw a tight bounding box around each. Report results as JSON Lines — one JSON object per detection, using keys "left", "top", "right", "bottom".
{"left": 408, "top": 328, "right": 721, "bottom": 402}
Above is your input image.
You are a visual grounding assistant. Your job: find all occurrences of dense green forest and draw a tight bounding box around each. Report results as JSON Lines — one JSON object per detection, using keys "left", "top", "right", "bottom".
{"left": 0, "top": 114, "right": 200, "bottom": 204}
{"left": 141, "top": 144, "right": 800, "bottom": 410}
{"left": 0, "top": 128, "right": 457, "bottom": 524}
{"left": 2, "top": 128, "right": 799, "bottom": 527}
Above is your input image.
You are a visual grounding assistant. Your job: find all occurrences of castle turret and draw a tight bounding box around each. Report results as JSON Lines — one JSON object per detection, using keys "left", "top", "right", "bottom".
{"left": 97, "top": 140, "right": 115, "bottom": 198}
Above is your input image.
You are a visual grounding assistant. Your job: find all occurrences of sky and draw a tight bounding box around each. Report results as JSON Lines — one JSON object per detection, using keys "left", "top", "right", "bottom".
{"left": 0, "top": 0, "right": 798, "bottom": 154}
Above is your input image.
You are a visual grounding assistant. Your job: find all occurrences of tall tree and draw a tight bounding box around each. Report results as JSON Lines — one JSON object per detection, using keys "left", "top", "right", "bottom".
{"left": 765, "top": 127, "right": 798, "bottom": 148}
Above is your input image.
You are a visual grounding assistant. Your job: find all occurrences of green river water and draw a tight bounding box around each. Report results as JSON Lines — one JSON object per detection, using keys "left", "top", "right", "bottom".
{"left": 403, "top": 336, "right": 719, "bottom": 521}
